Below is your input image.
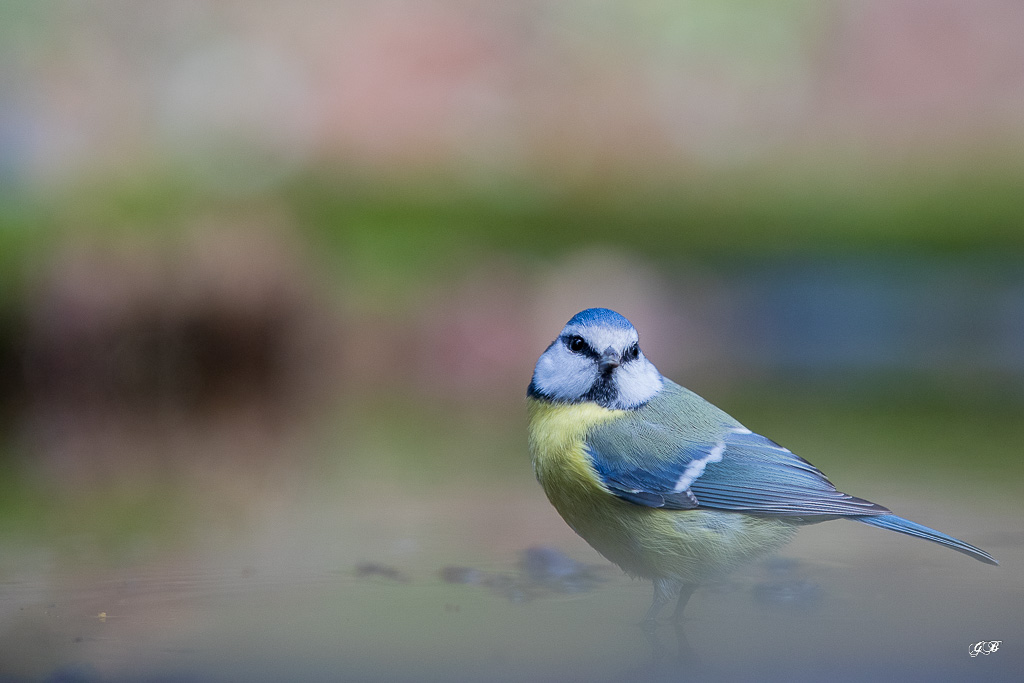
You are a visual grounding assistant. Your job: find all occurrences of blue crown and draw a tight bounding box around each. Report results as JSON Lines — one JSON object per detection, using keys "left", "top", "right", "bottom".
{"left": 566, "top": 308, "right": 635, "bottom": 330}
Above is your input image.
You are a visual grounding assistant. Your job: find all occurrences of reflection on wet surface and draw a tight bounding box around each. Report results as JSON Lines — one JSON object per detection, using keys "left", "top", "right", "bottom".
{"left": 1, "top": 472, "right": 1021, "bottom": 682}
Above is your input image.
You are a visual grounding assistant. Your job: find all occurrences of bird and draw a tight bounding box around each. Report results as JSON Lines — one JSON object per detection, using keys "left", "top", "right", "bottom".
{"left": 526, "top": 307, "right": 997, "bottom": 625}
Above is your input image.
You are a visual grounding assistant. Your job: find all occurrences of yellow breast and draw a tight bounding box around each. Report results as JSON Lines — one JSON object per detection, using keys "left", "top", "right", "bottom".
{"left": 527, "top": 398, "right": 625, "bottom": 496}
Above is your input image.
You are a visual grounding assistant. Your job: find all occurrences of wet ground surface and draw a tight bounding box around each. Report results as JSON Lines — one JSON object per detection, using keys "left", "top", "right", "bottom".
{"left": 0, "top": 397, "right": 1021, "bottom": 682}
{"left": 1, "top": 481, "right": 1020, "bottom": 682}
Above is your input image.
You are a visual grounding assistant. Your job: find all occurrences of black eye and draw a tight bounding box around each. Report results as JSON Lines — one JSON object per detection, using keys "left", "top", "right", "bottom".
{"left": 623, "top": 343, "right": 639, "bottom": 361}
{"left": 566, "top": 336, "right": 588, "bottom": 354}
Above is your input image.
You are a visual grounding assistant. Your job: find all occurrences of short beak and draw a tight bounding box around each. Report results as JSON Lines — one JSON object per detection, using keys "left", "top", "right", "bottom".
{"left": 598, "top": 347, "right": 620, "bottom": 373}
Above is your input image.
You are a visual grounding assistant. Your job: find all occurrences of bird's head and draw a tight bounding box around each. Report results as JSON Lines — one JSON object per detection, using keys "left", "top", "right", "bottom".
{"left": 529, "top": 308, "right": 663, "bottom": 410}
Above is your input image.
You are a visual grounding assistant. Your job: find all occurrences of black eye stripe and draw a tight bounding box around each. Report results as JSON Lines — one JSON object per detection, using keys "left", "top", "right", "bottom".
{"left": 563, "top": 335, "right": 596, "bottom": 357}
{"left": 561, "top": 335, "right": 640, "bottom": 361}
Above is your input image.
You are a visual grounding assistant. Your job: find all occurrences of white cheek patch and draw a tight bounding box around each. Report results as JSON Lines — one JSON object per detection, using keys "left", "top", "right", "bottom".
{"left": 610, "top": 356, "right": 663, "bottom": 409}
{"left": 532, "top": 345, "right": 597, "bottom": 401}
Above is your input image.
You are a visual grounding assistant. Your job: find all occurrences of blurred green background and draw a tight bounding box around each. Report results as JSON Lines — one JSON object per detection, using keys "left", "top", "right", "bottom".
{"left": 1, "top": 2, "right": 1022, "bottom": 681}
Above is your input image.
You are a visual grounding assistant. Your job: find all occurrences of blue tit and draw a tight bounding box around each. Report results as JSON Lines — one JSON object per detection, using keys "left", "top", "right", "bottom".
{"left": 527, "top": 307, "right": 997, "bottom": 623}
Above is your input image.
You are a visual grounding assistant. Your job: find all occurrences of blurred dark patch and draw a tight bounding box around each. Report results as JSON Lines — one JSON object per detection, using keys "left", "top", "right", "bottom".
{"left": 439, "top": 546, "right": 608, "bottom": 603}
{"left": 0, "top": 304, "right": 28, "bottom": 429}
{"left": 42, "top": 664, "right": 103, "bottom": 683}
{"left": 1, "top": 222, "right": 343, "bottom": 486}
{"left": 518, "top": 545, "right": 606, "bottom": 593}
{"left": 438, "top": 566, "right": 485, "bottom": 585}
{"left": 21, "top": 235, "right": 323, "bottom": 416}
{"left": 724, "top": 256, "right": 1024, "bottom": 385}
{"left": 354, "top": 562, "right": 409, "bottom": 583}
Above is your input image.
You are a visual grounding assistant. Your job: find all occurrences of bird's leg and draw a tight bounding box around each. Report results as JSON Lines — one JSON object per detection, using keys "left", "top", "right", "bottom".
{"left": 671, "top": 582, "right": 697, "bottom": 624}
{"left": 639, "top": 580, "right": 701, "bottom": 671}
{"left": 670, "top": 583, "right": 699, "bottom": 666}
{"left": 641, "top": 578, "right": 680, "bottom": 627}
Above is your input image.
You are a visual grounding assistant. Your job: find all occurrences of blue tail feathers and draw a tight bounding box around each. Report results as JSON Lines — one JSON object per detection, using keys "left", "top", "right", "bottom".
{"left": 856, "top": 514, "right": 998, "bottom": 565}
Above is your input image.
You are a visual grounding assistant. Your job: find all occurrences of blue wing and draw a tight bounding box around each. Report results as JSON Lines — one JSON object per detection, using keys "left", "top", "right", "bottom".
{"left": 582, "top": 382, "right": 998, "bottom": 563}
{"left": 585, "top": 394, "right": 889, "bottom": 518}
